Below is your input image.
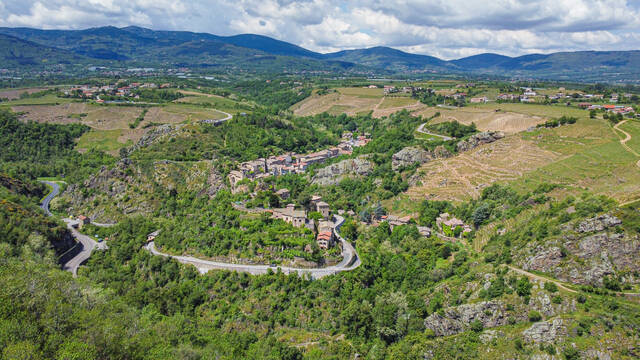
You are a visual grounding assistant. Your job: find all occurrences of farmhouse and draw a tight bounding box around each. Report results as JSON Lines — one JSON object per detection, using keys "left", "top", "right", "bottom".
{"left": 316, "top": 201, "right": 330, "bottom": 219}
{"left": 386, "top": 215, "right": 412, "bottom": 230}
{"left": 470, "top": 97, "right": 487, "bottom": 104}
{"left": 275, "top": 188, "right": 290, "bottom": 199}
{"left": 272, "top": 204, "right": 307, "bottom": 228}
{"left": 436, "top": 213, "right": 472, "bottom": 237}
{"left": 316, "top": 221, "right": 335, "bottom": 249}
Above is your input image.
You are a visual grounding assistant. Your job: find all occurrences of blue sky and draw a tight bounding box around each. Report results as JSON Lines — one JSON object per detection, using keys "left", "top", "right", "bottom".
{"left": 0, "top": 0, "right": 639, "bottom": 59}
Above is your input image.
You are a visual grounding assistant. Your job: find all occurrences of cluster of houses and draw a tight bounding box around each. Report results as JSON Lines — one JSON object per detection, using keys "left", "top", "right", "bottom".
{"left": 578, "top": 103, "right": 636, "bottom": 116}
{"left": 375, "top": 212, "right": 471, "bottom": 239}
{"left": 436, "top": 213, "right": 472, "bottom": 237}
{"left": 265, "top": 195, "right": 337, "bottom": 250}
{"left": 228, "top": 133, "right": 371, "bottom": 188}
{"left": 64, "top": 82, "right": 171, "bottom": 101}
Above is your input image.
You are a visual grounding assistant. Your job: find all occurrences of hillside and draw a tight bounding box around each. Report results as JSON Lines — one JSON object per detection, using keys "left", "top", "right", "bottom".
{"left": 0, "top": 33, "right": 91, "bottom": 68}
{"left": 324, "top": 46, "right": 453, "bottom": 72}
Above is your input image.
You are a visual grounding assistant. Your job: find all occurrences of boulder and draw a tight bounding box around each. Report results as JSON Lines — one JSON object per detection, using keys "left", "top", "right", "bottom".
{"left": 456, "top": 131, "right": 504, "bottom": 152}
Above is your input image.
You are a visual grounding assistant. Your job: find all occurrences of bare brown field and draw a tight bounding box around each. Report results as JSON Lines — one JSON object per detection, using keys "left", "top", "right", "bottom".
{"left": 292, "top": 91, "right": 380, "bottom": 116}
{"left": 292, "top": 88, "right": 426, "bottom": 117}
{"left": 12, "top": 103, "right": 144, "bottom": 130}
{"left": 413, "top": 106, "right": 546, "bottom": 134}
{"left": 0, "top": 87, "right": 48, "bottom": 100}
{"left": 144, "top": 107, "right": 187, "bottom": 124}
{"left": 405, "top": 136, "right": 561, "bottom": 202}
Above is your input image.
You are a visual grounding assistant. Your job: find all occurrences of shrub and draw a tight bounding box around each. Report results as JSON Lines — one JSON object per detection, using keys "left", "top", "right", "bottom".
{"left": 543, "top": 282, "right": 558, "bottom": 293}
{"left": 552, "top": 296, "right": 562, "bottom": 304}
{"left": 562, "top": 347, "right": 580, "bottom": 360}
{"left": 528, "top": 310, "right": 542, "bottom": 322}
{"left": 470, "top": 320, "right": 484, "bottom": 332}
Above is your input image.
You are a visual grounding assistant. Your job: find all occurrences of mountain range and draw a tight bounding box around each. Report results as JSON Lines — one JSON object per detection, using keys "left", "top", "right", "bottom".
{"left": 1, "top": 26, "right": 640, "bottom": 81}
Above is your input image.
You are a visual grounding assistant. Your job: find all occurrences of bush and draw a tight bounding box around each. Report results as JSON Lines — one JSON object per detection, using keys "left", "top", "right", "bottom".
{"left": 470, "top": 320, "right": 484, "bottom": 332}
{"left": 552, "top": 296, "right": 563, "bottom": 304}
{"left": 543, "top": 281, "right": 558, "bottom": 293}
{"left": 562, "top": 347, "right": 580, "bottom": 360}
{"left": 528, "top": 310, "right": 542, "bottom": 322}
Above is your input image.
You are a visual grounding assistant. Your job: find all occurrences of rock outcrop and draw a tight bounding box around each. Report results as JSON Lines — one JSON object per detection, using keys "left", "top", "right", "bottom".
{"left": 523, "top": 318, "right": 567, "bottom": 344}
{"left": 391, "top": 145, "right": 452, "bottom": 170}
{"left": 123, "top": 124, "right": 182, "bottom": 156}
{"left": 456, "top": 131, "right": 504, "bottom": 152}
{"left": 392, "top": 147, "right": 433, "bottom": 170}
{"left": 519, "top": 213, "right": 639, "bottom": 286}
{"left": 311, "top": 157, "right": 374, "bottom": 186}
{"left": 423, "top": 300, "right": 512, "bottom": 336}
{"left": 575, "top": 214, "right": 622, "bottom": 233}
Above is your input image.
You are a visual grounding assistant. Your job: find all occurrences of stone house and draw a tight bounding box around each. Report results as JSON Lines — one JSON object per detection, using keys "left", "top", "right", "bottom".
{"left": 272, "top": 204, "right": 307, "bottom": 228}
{"left": 316, "top": 201, "right": 330, "bottom": 219}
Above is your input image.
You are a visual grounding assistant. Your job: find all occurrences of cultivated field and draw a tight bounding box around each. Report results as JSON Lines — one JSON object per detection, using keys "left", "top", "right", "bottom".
{"left": 413, "top": 106, "right": 548, "bottom": 134}
{"left": 0, "top": 87, "right": 48, "bottom": 100}
{"left": 10, "top": 99, "right": 228, "bottom": 156}
{"left": 405, "top": 135, "right": 561, "bottom": 202}
{"left": 403, "top": 110, "right": 640, "bottom": 206}
{"left": 291, "top": 87, "right": 425, "bottom": 118}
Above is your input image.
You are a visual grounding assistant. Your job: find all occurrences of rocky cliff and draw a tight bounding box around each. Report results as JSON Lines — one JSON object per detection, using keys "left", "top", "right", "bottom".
{"left": 456, "top": 131, "right": 504, "bottom": 152}
{"left": 519, "top": 214, "right": 640, "bottom": 286}
{"left": 391, "top": 145, "right": 452, "bottom": 170}
{"left": 54, "top": 158, "right": 224, "bottom": 222}
{"left": 311, "top": 156, "right": 374, "bottom": 186}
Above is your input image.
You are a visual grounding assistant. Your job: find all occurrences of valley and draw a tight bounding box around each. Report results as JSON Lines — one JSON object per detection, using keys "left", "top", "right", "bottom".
{"left": 2, "top": 24, "right": 640, "bottom": 360}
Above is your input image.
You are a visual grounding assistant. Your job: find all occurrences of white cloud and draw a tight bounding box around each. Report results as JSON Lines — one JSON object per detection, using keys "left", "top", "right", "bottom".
{"left": 1, "top": 0, "right": 640, "bottom": 59}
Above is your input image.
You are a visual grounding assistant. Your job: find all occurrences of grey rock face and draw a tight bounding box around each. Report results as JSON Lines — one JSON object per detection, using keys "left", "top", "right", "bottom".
{"left": 523, "top": 318, "right": 567, "bottom": 344}
{"left": 204, "top": 169, "right": 226, "bottom": 198}
{"left": 311, "top": 157, "right": 374, "bottom": 186}
{"left": 456, "top": 131, "right": 504, "bottom": 152}
{"left": 392, "top": 146, "right": 433, "bottom": 170}
{"left": 423, "top": 300, "right": 510, "bottom": 336}
{"left": 391, "top": 145, "right": 453, "bottom": 171}
{"left": 519, "top": 212, "right": 640, "bottom": 286}
{"left": 575, "top": 214, "right": 622, "bottom": 233}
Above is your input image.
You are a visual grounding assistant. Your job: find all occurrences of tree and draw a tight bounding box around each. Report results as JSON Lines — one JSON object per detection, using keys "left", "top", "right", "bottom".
{"left": 472, "top": 203, "right": 491, "bottom": 228}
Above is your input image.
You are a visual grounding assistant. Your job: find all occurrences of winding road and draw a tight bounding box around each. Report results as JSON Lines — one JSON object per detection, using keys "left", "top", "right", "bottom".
{"left": 41, "top": 181, "right": 360, "bottom": 279}
{"left": 146, "top": 215, "right": 361, "bottom": 279}
{"left": 40, "top": 181, "right": 103, "bottom": 277}
{"left": 416, "top": 122, "right": 454, "bottom": 141}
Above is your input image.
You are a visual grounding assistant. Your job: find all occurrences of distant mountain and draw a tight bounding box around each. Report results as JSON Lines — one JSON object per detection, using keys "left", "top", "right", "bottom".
{"left": 451, "top": 53, "right": 512, "bottom": 69}
{"left": 0, "top": 33, "right": 89, "bottom": 68}
{"left": 323, "top": 46, "right": 452, "bottom": 71}
{"left": 0, "top": 26, "right": 357, "bottom": 73}
{"left": 1, "top": 26, "right": 640, "bottom": 81}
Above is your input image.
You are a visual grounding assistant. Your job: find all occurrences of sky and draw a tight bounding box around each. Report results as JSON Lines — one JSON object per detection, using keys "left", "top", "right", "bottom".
{"left": 1, "top": 0, "right": 639, "bottom": 59}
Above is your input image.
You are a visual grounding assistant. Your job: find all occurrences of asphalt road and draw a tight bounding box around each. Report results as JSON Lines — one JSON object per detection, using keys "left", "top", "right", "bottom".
{"left": 416, "top": 122, "right": 454, "bottom": 141}
{"left": 146, "top": 214, "right": 361, "bottom": 279}
{"left": 39, "top": 180, "right": 103, "bottom": 277}
{"left": 61, "top": 219, "right": 100, "bottom": 277}
{"left": 41, "top": 181, "right": 361, "bottom": 279}
{"left": 40, "top": 181, "right": 60, "bottom": 216}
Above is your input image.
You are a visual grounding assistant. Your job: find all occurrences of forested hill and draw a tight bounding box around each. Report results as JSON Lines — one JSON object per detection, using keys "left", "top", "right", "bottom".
{"left": 3, "top": 26, "right": 640, "bottom": 81}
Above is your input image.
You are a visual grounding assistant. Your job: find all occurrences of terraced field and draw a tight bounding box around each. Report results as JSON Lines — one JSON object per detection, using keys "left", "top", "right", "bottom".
{"left": 413, "top": 106, "right": 547, "bottom": 134}
{"left": 291, "top": 87, "right": 426, "bottom": 117}
{"left": 406, "top": 136, "right": 560, "bottom": 202}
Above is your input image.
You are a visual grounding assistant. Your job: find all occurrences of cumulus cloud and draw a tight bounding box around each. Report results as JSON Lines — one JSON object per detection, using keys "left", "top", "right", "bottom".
{"left": 0, "top": 0, "right": 639, "bottom": 59}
